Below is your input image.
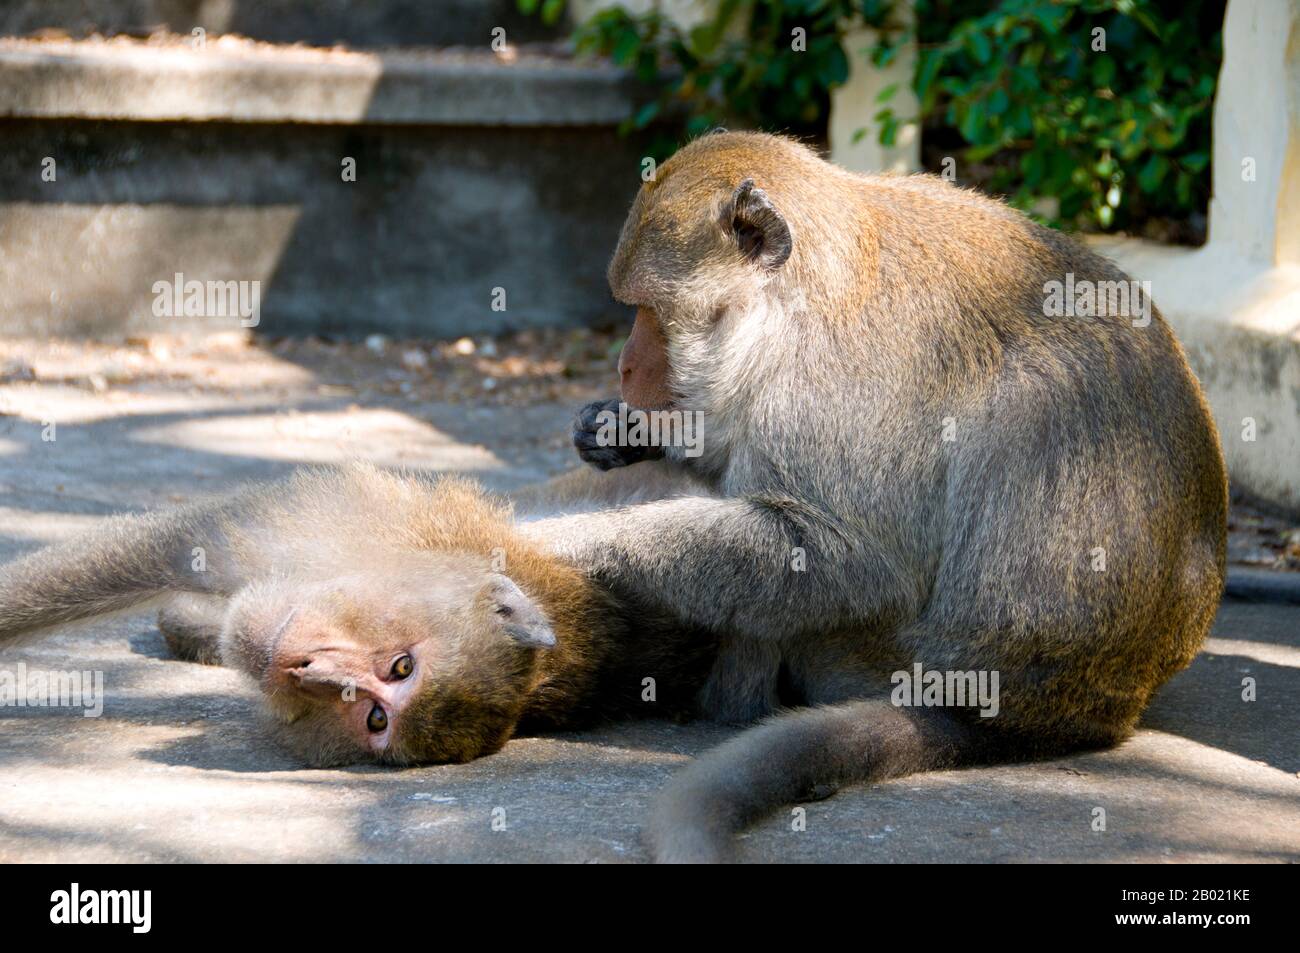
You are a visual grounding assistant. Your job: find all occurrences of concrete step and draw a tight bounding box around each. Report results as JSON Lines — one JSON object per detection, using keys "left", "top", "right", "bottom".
{"left": 1, "top": 0, "right": 566, "bottom": 50}
{"left": 0, "top": 36, "right": 653, "bottom": 339}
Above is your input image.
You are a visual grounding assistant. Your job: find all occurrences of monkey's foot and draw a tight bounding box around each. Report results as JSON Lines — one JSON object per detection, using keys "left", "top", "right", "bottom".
{"left": 157, "top": 594, "right": 225, "bottom": 665}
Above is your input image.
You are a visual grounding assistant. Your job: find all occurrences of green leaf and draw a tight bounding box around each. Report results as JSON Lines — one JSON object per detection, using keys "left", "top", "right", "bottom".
{"left": 819, "top": 45, "right": 850, "bottom": 87}
{"left": 1137, "top": 155, "right": 1169, "bottom": 192}
{"left": 1021, "top": 149, "right": 1046, "bottom": 186}
{"left": 880, "top": 114, "right": 900, "bottom": 147}
{"left": 966, "top": 141, "right": 1005, "bottom": 162}
{"left": 632, "top": 100, "right": 661, "bottom": 129}
{"left": 540, "top": 0, "right": 565, "bottom": 25}
{"left": 611, "top": 29, "right": 640, "bottom": 65}
{"left": 958, "top": 99, "right": 987, "bottom": 143}
{"left": 966, "top": 30, "right": 993, "bottom": 65}
{"left": 916, "top": 49, "right": 943, "bottom": 101}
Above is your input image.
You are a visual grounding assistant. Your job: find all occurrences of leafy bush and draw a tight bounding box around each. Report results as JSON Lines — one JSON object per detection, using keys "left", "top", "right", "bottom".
{"left": 884, "top": 0, "right": 1222, "bottom": 238}
{"left": 525, "top": 0, "right": 1222, "bottom": 239}
{"left": 554, "top": 0, "right": 872, "bottom": 142}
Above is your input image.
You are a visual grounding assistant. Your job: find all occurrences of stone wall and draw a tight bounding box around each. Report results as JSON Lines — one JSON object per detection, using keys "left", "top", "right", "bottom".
{"left": 0, "top": 37, "right": 653, "bottom": 339}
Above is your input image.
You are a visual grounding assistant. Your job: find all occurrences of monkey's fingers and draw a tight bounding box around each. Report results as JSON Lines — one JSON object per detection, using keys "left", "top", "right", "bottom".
{"left": 573, "top": 430, "right": 665, "bottom": 470}
{"left": 575, "top": 443, "right": 637, "bottom": 471}
{"left": 573, "top": 398, "right": 632, "bottom": 470}
{"left": 573, "top": 397, "right": 622, "bottom": 430}
{"left": 572, "top": 398, "right": 666, "bottom": 471}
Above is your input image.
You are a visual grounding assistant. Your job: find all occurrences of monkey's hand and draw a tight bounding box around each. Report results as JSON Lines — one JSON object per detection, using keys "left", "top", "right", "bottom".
{"left": 572, "top": 398, "right": 666, "bottom": 471}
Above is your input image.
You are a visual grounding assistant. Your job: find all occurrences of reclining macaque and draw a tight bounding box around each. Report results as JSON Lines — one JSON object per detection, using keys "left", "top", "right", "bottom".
{"left": 0, "top": 131, "right": 1227, "bottom": 862}
{"left": 0, "top": 464, "right": 716, "bottom": 766}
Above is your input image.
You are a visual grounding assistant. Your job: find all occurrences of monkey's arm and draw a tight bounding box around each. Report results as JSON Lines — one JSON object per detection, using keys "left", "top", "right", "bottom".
{"left": 521, "top": 495, "right": 890, "bottom": 640}
{"left": 0, "top": 487, "right": 278, "bottom": 645}
{"left": 510, "top": 459, "right": 710, "bottom": 518}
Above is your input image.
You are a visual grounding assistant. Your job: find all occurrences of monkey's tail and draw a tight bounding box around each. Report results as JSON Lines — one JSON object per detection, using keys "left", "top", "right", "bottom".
{"left": 646, "top": 698, "right": 1002, "bottom": 863}
{"left": 0, "top": 499, "right": 237, "bottom": 645}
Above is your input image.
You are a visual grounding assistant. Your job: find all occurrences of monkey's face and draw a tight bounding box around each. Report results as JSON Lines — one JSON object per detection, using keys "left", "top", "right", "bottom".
{"left": 220, "top": 559, "right": 554, "bottom": 767}
{"left": 608, "top": 134, "right": 795, "bottom": 413}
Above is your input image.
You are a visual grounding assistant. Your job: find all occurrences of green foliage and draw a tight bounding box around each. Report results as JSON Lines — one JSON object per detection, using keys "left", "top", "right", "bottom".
{"left": 522, "top": 0, "right": 1221, "bottom": 234}
{"left": 551, "top": 0, "right": 873, "bottom": 144}
{"left": 517, "top": 0, "right": 569, "bottom": 25}
{"left": 879, "top": 0, "right": 1221, "bottom": 232}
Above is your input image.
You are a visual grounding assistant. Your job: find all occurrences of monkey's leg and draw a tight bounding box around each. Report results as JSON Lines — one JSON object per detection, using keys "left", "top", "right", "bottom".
{"left": 157, "top": 593, "right": 229, "bottom": 665}
{"left": 696, "top": 634, "right": 783, "bottom": 723}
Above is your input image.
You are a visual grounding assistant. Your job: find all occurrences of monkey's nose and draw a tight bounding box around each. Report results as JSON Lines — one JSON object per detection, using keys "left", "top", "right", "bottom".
{"left": 284, "top": 659, "right": 357, "bottom": 699}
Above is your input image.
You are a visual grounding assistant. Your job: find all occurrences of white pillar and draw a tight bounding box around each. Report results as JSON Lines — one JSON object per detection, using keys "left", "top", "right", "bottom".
{"left": 1095, "top": 0, "right": 1300, "bottom": 513}
{"left": 1206, "top": 0, "right": 1300, "bottom": 265}
{"left": 829, "top": 14, "right": 920, "bottom": 173}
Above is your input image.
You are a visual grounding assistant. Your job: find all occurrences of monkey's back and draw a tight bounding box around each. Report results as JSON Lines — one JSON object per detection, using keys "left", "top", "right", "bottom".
{"left": 859, "top": 176, "right": 1228, "bottom": 747}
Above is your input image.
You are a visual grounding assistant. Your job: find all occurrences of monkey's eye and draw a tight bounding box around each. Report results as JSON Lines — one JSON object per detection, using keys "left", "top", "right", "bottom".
{"left": 390, "top": 654, "right": 414, "bottom": 680}
{"left": 367, "top": 704, "right": 388, "bottom": 733}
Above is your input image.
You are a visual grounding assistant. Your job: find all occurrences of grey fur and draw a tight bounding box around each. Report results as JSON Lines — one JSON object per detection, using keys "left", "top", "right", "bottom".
{"left": 527, "top": 131, "right": 1228, "bottom": 861}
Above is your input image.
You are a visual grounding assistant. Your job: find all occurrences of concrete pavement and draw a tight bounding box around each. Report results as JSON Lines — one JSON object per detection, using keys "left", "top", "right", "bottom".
{"left": 1, "top": 341, "right": 1296, "bottom": 863}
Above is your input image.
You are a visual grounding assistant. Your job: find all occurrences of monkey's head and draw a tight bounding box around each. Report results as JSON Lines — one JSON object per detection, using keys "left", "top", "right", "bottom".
{"left": 220, "top": 556, "right": 555, "bottom": 767}
{"left": 609, "top": 132, "right": 822, "bottom": 415}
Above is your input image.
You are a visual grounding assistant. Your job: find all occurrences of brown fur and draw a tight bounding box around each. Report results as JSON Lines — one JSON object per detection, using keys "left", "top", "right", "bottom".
{"left": 538, "top": 131, "right": 1228, "bottom": 860}
{"left": 0, "top": 464, "right": 717, "bottom": 768}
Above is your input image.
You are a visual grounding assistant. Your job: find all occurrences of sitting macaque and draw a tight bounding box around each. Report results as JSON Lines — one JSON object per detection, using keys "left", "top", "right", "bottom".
{"left": 517, "top": 130, "right": 1228, "bottom": 861}
{"left": 0, "top": 464, "right": 716, "bottom": 766}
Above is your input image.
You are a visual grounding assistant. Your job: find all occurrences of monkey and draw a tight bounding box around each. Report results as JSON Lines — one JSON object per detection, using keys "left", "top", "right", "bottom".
{"left": 513, "top": 130, "right": 1227, "bottom": 861}
{"left": 0, "top": 463, "right": 717, "bottom": 767}
{"left": 0, "top": 130, "right": 1228, "bottom": 864}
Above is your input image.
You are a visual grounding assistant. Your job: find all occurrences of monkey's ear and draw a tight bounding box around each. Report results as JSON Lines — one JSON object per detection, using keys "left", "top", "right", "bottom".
{"left": 724, "top": 178, "right": 792, "bottom": 270}
{"left": 485, "top": 574, "right": 556, "bottom": 649}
